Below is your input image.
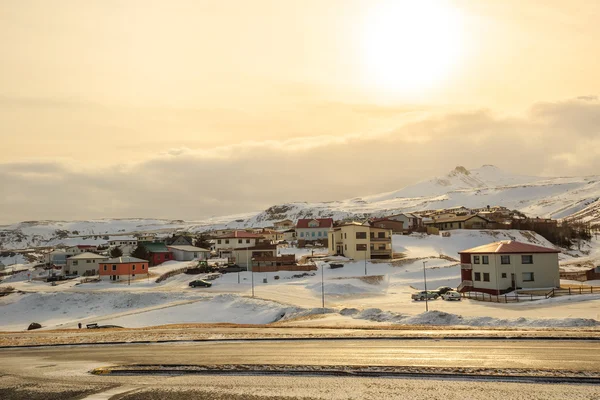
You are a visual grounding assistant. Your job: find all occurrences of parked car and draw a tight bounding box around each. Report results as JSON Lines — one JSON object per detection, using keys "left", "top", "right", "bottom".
{"left": 441, "top": 291, "right": 461, "bottom": 301}
{"left": 435, "top": 286, "right": 453, "bottom": 295}
{"left": 189, "top": 279, "right": 212, "bottom": 288}
{"left": 411, "top": 291, "right": 439, "bottom": 301}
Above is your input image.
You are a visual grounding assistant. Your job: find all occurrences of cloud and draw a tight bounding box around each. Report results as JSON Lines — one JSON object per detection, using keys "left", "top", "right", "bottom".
{"left": 0, "top": 96, "right": 599, "bottom": 224}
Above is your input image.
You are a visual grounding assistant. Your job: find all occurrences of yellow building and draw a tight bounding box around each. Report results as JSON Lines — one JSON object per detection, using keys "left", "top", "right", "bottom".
{"left": 328, "top": 222, "right": 393, "bottom": 260}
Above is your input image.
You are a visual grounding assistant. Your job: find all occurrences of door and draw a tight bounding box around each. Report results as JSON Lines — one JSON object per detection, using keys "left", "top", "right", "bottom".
{"left": 511, "top": 273, "right": 516, "bottom": 289}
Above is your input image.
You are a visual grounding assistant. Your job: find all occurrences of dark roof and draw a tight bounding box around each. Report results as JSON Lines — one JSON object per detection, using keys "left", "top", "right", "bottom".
{"left": 296, "top": 218, "right": 334, "bottom": 229}
{"left": 424, "top": 214, "right": 491, "bottom": 224}
{"left": 215, "top": 231, "right": 264, "bottom": 239}
{"left": 459, "top": 241, "right": 560, "bottom": 254}
{"left": 140, "top": 242, "right": 171, "bottom": 253}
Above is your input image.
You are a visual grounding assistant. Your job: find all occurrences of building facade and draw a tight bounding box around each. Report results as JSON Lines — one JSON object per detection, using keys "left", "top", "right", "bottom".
{"left": 458, "top": 241, "right": 560, "bottom": 294}
{"left": 167, "top": 245, "right": 210, "bottom": 261}
{"left": 370, "top": 218, "right": 404, "bottom": 233}
{"left": 425, "top": 214, "right": 490, "bottom": 231}
{"left": 140, "top": 242, "right": 174, "bottom": 266}
{"left": 296, "top": 218, "right": 334, "bottom": 241}
{"left": 65, "top": 252, "right": 108, "bottom": 276}
{"left": 274, "top": 219, "right": 294, "bottom": 230}
{"left": 98, "top": 256, "right": 149, "bottom": 281}
{"left": 328, "top": 222, "right": 393, "bottom": 260}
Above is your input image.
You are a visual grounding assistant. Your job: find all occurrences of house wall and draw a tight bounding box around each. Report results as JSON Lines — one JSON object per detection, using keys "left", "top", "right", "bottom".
{"left": 149, "top": 252, "right": 174, "bottom": 266}
{"left": 98, "top": 261, "right": 149, "bottom": 280}
{"left": 169, "top": 248, "right": 209, "bottom": 261}
{"left": 296, "top": 228, "right": 330, "bottom": 241}
{"left": 215, "top": 238, "right": 258, "bottom": 250}
{"left": 469, "top": 252, "right": 559, "bottom": 292}
{"left": 372, "top": 220, "right": 404, "bottom": 233}
{"left": 220, "top": 248, "right": 277, "bottom": 269}
{"left": 328, "top": 225, "right": 392, "bottom": 260}
{"left": 282, "top": 231, "right": 296, "bottom": 241}
{"left": 65, "top": 257, "right": 108, "bottom": 275}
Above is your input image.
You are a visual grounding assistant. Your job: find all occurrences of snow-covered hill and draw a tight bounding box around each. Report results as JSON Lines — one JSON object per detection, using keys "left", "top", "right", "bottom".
{"left": 1, "top": 165, "right": 599, "bottom": 249}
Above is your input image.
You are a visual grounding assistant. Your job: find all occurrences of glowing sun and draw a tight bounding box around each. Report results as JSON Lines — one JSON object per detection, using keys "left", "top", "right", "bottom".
{"left": 361, "top": 0, "right": 465, "bottom": 93}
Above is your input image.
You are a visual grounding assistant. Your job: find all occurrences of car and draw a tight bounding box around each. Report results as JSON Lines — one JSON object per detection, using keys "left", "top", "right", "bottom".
{"left": 411, "top": 291, "right": 439, "bottom": 301}
{"left": 441, "top": 290, "right": 461, "bottom": 301}
{"left": 435, "top": 286, "right": 453, "bottom": 295}
{"left": 189, "top": 279, "right": 212, "bottom": 288}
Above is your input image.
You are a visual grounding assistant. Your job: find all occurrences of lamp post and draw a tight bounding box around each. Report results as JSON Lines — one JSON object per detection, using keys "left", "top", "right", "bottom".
{"left": 321, "top": 262, "right": 325, "bottom": 310}
{"left": 423, "top": 260, "right": 429, "bottom": 312}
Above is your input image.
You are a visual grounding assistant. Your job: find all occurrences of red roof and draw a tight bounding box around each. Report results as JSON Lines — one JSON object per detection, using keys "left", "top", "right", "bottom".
{"left": 296, "top": 218, "right": 334, "bottom": 229}
{"left": 459, "top": 241, "right": 560, "bottom": 254}
{"left": 215, "top": 231, "right": 264, "bottom": 239}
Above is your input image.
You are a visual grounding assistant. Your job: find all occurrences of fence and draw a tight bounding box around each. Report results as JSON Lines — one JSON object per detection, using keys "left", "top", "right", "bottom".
{"left": 463, "top": 286, "right": 600, "bottom": 303}
{"left": 154, "top": 266, "right": 189, "bottom": 283}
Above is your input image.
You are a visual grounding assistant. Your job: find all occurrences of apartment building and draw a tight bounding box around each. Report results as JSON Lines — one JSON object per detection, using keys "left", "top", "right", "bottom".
{"left": 328, "top": 222, "right": 393, "bottom": 260}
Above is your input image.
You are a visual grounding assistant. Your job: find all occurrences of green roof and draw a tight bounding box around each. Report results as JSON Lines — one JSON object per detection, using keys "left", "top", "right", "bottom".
{"left": 140, "top": 241, "right": 170, "bottom": 253}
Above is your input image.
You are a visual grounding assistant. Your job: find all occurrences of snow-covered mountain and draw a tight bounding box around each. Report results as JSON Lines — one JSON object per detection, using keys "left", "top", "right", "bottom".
{"left": 1, "top": 165, "right": 599, "bottom": 250}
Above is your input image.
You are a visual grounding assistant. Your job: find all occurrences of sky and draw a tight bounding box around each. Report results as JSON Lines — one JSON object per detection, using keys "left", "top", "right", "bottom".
{"left": 1, "top": 0, "right": 600, "bottom": 224}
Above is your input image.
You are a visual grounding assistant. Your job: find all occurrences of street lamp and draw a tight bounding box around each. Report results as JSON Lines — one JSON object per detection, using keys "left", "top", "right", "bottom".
{"left": 423, "top": 260, "right": 429, "bottom": 312}
{"left": 321, "top": 262, "right": 325, "bottom": 310}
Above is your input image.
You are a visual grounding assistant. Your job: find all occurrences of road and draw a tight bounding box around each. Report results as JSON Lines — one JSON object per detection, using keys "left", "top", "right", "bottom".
{"left": 1, "top": 339, "right": 599, "bottom": 399}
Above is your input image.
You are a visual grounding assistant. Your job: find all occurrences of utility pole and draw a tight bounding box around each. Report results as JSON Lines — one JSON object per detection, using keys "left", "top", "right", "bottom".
{"left": 423, "top": 260, "right": 429, "bottom": 312}
{"left": 251, "top": 257, "right": 255, "bottom": 298}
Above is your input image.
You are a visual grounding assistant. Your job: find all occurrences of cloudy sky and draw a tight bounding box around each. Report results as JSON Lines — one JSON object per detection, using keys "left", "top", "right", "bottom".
{"left": 1, "top": 0, "right": 600, "bottom": 224}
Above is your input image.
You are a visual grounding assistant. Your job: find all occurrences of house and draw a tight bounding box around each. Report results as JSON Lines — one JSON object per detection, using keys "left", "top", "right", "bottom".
{"left": 136, "top": 233, "right": 156, "bottom": 242}
{"left": 65, "top": 252, "right": 108, "bottom": 276}
{"left": 282, "top": 229, "right": 296, "bottom": 242}
{"left": 296, "top": 218, "right": 334, "bottom": 242}
{"left": 370, "top": 218, "right": 404, "bottom": 233}
{"left": 274, "top": 219, "right": 294, "bottom": 230}
{"left": 458, "top": 240, "right": 560, "bottom": 295}
{"left": 139, "top": 242, "right": 174, "bottom": 266}
{"left": 254, "top": 228, "right": 283, "bottom": 242}
{"left": 328, "top": 222, "right": 393, "bottom": 260}
{"left": 98, "top": 256, "right": 149, "bottom": 281}
{"left": 44, "top": 250, "right": 68, "bottom": 266}
{"left": 107, "top": 236, "right": 138, "bottom": 256}
{"left": 213, "top": 231, "right": 265, "bottom": 251}
{"left": 385, "top": 213, "right": 422, "bottom": 231}
{"left": 166, "top": 235, "right": 194, "bottom": 246}
{"left": 167, "top": 245, "right": 210, "bottom": 261}
{"left": 424, "top": 214, "right": 490, "bottom": 231}
{"left": 65, "top": 245, "right": 98, "bottom": 255}
{"left": 432, "top": 206, "right": 472, "bottom": 219}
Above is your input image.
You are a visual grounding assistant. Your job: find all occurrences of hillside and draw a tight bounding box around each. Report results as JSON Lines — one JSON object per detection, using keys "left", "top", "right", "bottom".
{"left": 1, "top": 165, "right": 599, "bottom": 250}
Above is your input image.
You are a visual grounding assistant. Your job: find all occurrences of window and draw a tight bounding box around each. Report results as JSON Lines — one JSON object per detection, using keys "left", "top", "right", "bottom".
{"left": 112, "top": 265, "right": 117, "bottom": 271}
{"left": 522, "top": 272, "right": 534, "bottom": 282}
{"left": 132, "top": 265, "right": 136, "bottom": 270}
{"left": 501, "top": 273, "right": 507, "bottom": 278}
{"left": 300, "top": 232, "right": 304, "bottom": 238}
{"left": 370, "top": 244, "right": 375, "bottom": 250}
{"left": 521, "top": 255, "right": 533, "bottom": 264}
{"left": 103, "top": 265, "right": 107, "bottom": 271}
{"left": 501, "top": 255, "right": 511, "bottom": 264}
{"left": 225, "top": 240, "right": 229, "bottom": 244}
{"left": 483, "top": 273, "right": 490, "bottom": 282}
{"left": 311, "top": 232, "right": 315, "bottom": 237}
{"left": 356, "top": 244, "right": 367, "bottom": 251}
{"left": 482, "top": 255, "right": 489, "bottom": 264}
{"left": 378, "top": 245, "right": 386, "bottom": 250}
{"left": 356, "top": 232, "right": 367, "bottom": 239}
{"left": 344, "top": 233, "right": 347, "bottom": 239}
{"left": 473, "top": 256, "right": 480, "bottom": 264}
{"left": 318, "top": 232, "right": 322, "bottom": 237}
{"left": 246, "top": 239, "right": 250, "bottom": 244}
{"left": 142, "top": 265, "right": 145, "bottom": 270}
{"left": 217, "top": 240, "right": 222, "bottom": 244}
{"left": 238, "top": 239, "right": 242, "bottom": 244}
{"left": 73, "top": 261, "right": 78, "bottom": 266}
{"left": 344, "top": 244, "right": 347, "bottom": 251}
{"left": 474, "top": 272, "right": 481, "bottom": 281}
{"left": 370, "top": 232, "right": 375, "bottom": 239}
{"left": 378, "top": 232, "right": 386, "bottom": 238}
{"left": 86, "top": 260, "right": 91, "bottom": 263}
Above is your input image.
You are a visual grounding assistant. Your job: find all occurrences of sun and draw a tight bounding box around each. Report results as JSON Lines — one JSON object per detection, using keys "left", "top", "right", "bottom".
{"left": 361, "top": 0, "right": 465, "bottom": 94}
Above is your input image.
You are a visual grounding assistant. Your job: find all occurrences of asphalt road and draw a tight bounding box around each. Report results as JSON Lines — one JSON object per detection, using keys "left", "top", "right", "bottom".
{"left": 2, "top": 340, "right": 600, "bottom": 399}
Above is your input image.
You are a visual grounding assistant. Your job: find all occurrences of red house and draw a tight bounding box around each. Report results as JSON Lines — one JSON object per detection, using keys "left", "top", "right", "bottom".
{"left": 140, "top": 242, "right": 174, "bottom": 266}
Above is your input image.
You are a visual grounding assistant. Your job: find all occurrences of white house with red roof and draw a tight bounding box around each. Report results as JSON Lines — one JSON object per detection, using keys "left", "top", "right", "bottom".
{"left": 295, "top": 218, "right": 334, "bottom": 242}
{"left": 458, "top": 240, "right": 560, "bottom": 295}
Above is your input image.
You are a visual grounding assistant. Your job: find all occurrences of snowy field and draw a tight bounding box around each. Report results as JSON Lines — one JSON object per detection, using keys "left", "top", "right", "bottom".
{"left": 1, "top": 231, "right": 599, "bottom": 331}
